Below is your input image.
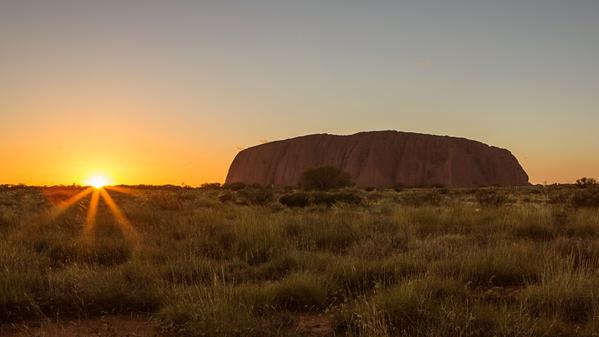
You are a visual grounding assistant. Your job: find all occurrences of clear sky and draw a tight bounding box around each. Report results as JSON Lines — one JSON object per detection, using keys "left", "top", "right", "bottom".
{"left": 1, "top": 0, "right": 598, "bottom": 185}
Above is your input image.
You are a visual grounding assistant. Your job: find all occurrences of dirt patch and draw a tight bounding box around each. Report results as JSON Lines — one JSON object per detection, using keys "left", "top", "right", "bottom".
{"left": 0, "top": 315, "right": 163, "bottom": 337}
{"left": 295, "top": 314, "right": 333, "bottom": 337}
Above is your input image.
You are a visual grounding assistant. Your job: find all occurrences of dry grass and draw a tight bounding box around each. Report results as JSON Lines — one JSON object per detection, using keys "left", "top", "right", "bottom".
{"left": 1, "top": 184, "right": 599, "bottom": 336}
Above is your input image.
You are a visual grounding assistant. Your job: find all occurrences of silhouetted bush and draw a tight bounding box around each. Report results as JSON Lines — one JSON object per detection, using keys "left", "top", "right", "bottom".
{"left": 299, "top": 166, "right": 353, "bottom": 190}
{"left": 279, "top": 193, "right": 310, "bottom": 208}
{"left": 576, "top": 177, "right": 597, "bottom": 188}
{"left": 223, "top": 182, "right": 246, "bottom": 191}
{"left": 200, "top": 182, "right": 221, "bottom": 189}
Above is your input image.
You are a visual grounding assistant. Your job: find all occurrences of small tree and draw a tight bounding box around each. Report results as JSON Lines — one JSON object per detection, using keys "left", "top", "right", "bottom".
{"left": 576, "top": 177, "right": 597, "bottom": 188}
{"left": 299, "top": 166, "right": 353, "bottom": 190}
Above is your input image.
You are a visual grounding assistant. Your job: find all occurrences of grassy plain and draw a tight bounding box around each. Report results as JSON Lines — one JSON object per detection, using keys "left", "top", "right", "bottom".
{"left": 1, "top": 184, "right": 599, "bottom": 336}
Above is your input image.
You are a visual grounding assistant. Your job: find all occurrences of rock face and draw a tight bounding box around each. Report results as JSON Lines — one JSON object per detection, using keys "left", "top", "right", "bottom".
{"left": 225, "top": 131, "right": 529, "bottom": 188}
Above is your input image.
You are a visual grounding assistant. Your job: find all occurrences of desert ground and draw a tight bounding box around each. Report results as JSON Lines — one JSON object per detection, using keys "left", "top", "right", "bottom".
{"left": 1, "top": 183, "right": 599, "bottom": 336}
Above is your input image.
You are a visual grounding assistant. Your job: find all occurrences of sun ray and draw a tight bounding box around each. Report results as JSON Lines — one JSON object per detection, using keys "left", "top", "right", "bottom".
{"left": 99, "top": 189, "right": 139, "bottom": 243}
{"left": 47, "top": 187, "right": 93, "bottom": 221}
{"left": 105, "top": 185, "right": 141, "bottom": 197}
{"left": 83, "top": 188, "right": 100, "bottom": 241}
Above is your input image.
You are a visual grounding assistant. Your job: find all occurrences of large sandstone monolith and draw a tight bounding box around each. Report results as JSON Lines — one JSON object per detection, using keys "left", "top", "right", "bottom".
{"left": 225, "top": 131, "right": 529, "bottom": 188}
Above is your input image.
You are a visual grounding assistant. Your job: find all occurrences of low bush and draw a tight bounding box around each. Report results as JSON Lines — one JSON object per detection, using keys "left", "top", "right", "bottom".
{"left": 299, "top": 166, "right": 353, "bottom": 190}
{"left": 223, "top": 182, "right": 246, "bottom": 191}
{"left": 200, "top": 182, "right": 221, "bottom": 189}
{"left": 279, "top": 192, "right": 310, "bottom": 208}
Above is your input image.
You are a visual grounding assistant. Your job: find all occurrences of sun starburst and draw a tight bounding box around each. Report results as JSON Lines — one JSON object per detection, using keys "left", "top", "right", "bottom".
{"left": 44, "top": 181, "right": 138, "bottom": 245}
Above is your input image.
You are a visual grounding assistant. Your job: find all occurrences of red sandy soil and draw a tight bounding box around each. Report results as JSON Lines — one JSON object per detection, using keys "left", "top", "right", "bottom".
{"left": 295, "top": 314, "right": 333, "bottom": 337}
{"left": 1, "top": 314, "right": 332, "bottom": 337}
{"left": 0, "top": 315, "right": 162, "bottom": 337}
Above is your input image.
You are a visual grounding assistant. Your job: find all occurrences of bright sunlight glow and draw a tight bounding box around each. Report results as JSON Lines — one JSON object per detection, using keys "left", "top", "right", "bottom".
{"left": 87, "top": 175, "right": 110, "bottom": 189}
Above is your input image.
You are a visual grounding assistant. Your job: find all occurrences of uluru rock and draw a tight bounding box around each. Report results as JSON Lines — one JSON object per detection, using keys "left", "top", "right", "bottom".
{"left": 225, "top": 131, "right": 529, "bottom": 188}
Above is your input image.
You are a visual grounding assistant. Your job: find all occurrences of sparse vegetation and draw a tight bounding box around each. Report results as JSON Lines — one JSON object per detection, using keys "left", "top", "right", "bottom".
{"left": 1, "top": 183, "right": 599, "bottom": 336}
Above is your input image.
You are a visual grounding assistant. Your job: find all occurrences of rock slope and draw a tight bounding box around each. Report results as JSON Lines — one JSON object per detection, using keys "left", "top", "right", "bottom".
{"left": 225, "top": 131, "right": 529, "bottom": 188}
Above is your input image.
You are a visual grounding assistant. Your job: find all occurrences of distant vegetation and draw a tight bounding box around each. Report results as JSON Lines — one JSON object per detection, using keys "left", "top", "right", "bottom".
{"left": 1, "top": 180, "right": 599, "bottom": 336}
{"left": 299, "top": 166, "right": 354, "bottom": 190}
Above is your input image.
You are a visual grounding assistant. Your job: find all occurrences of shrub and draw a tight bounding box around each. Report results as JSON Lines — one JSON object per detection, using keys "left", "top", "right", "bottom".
{"left": 299, "top": 166, "right": 353, "bottom": 190}
{"left": 279, "top": 193, "right": 310, "bottom": 208}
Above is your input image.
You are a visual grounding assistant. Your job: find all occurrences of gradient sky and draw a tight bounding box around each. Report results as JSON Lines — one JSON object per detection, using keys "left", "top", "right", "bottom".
{"left": 1, "top": 0, "right": 598, "bottom": 185}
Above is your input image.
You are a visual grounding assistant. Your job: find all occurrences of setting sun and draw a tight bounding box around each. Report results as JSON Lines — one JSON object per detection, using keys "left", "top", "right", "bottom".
{"left": 86, "top": 175, "right": 110, "bottom": 189}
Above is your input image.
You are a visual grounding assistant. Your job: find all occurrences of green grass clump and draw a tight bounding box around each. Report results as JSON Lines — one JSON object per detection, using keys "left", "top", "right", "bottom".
{"left": 437, "top": 244, "right": 543, "bottom": 286}
{"left": 159, "top": 285, "right": 290, "bottom": 337}
{"left": 270, "top": 273, "right": 329, "bottom": 311}
{"left": 523, "top": 270, "right": 599, "bottom": 324}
